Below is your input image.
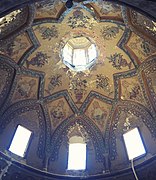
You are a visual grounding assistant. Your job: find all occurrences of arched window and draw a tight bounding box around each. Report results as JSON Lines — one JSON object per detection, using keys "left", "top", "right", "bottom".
{"left": 67, "top": 136, "right": 86, "bottom": 170}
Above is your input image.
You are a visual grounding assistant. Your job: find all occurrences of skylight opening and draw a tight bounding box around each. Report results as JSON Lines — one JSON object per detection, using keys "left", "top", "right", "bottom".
{"left": 123, "top": 127, "right": 146, "bottom": 160}
{"left": 9, "top": 125, "right": 32, "bottom": 157}
{"left": 67, "top": 143, "right": 86, "bottom": 170}
{"left": 62, "top": 37, "right": 98, "bottom": 71}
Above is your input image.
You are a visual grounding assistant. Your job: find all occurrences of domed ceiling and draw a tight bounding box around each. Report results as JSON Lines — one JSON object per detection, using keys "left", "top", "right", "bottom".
{"left": 0, "top": 0, "right": 156, "bottom": 179}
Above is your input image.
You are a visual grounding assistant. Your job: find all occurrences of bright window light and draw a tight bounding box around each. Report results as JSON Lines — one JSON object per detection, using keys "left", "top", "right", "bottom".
{"left": 123, "top": 128, "right": 146, "bottom": 160}
{"left": 73, "top": 49, "right": 86, "bottom": 65}
{"left": 9, "top": 125, "right": 32, "bottom": 157}
{"left": 62, "top": 37, "right": 97, "bottom": 71}
{"left": 68, "top": 143, "right": 86, "bottom": 170}
{"left": 88, "top": 44, "right": 97, "bottom": 62}
{"left": 63, "top": 44, "right": 73, "bottom": 64}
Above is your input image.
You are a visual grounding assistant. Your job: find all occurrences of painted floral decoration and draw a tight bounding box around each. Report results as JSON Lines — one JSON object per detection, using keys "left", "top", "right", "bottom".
{"left": 96, "top": 74, "right": 110, "bottom": 92}
{"left": 122, "top": 80, "right": 144, "bottom": 103}
{"left": 17, "top": 79, "right": 36, "bottom": 98}
{"left": 0, "top": 37, "right": 28, "bottom": 57}
{"left": 67, "top": 10, "right": 94, "bottom": 29}
{"left": 107, "top": 53, "right": 132, "bottom": 70}
{"left": 46, "top": 74, "right": 62, "bottom": 94}
{"left": 129, "top": 37, "right": 156, "bottom": 59}
{"left": 26, "top": 52, "right": 49, "bottom": 68}
{"left": 101, "top": 25, "right": 123, "bottom": 40}
{"left": 91, "top": 101, "right": 107, "bottom": 121}
{"left": 50, "top": 100, "right": 66, "bottom": 127}
{"left": 69, "top": 78, "right": 87, "bottom": 103}
{"left": 35, "top": 25, "right": 58, "bottom": 40}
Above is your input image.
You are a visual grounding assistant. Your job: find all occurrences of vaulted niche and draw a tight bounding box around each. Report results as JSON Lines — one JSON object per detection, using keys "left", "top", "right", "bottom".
{"left": 67, "top": 136, "right": 86, "bottom": 170}
{"left": 62, "top": 37, "right": 97, "bottom": 71}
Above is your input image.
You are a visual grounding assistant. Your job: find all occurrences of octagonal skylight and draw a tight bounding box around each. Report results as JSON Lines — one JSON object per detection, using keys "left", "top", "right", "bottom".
{"left": 62, "top": 37, "right": 97, "bottom": 71}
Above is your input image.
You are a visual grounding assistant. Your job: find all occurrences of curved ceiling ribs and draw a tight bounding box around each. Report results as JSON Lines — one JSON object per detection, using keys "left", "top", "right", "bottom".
{"left": 108, "top": 100, "right": 156, "bottom": 161}
{"left": 1, "top": 0, "right": 156, "bottom": 20}
{"left": 0, "top": 5, "right": 35, "bottom": 45}
{"left": 0, "top": 0, "right": 156, "bottom": 179}
{"left": 0, "top": 56, "right": 45, "bottom": 116}
{"left": 138, "top": 57, "right": 156, "bottom": 115}
{"left": 122, "top": 7, "right": 156, "bottom": 46}
{"left": 49, "top": 115, "right": 105, "bottom": 161}
{"left": 18, "top": 28, "right": 41, "bottom": 67}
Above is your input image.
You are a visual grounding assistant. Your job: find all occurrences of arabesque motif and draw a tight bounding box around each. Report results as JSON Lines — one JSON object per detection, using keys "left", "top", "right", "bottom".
{"left": 107, "top": 53, "right": 132, "bottom": 70}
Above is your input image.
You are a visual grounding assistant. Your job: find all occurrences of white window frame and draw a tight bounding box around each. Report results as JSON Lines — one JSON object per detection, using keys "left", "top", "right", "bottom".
{"left": 67, "top": 136, "right": 87, "bottom": 171}
{"left": 67, "top": 143, "right": 86, "bottom": 170}
{"left": 9, "top": 125, "right": 32, "bottom": 157}
{"left": 123, "top": 127, "right": 146, "bottom": 160}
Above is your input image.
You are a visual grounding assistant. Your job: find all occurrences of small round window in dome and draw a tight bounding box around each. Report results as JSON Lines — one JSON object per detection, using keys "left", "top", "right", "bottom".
{"left": 62, "top": 37, "right": 97, "bottom": 71}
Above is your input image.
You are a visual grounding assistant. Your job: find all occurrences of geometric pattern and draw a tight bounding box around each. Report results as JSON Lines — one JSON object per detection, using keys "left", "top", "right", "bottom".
{"left": 0, "top": 1, "right": 156, "bottom": 177}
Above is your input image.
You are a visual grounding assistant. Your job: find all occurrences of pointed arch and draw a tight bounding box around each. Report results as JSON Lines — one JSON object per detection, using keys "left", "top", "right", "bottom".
{"left": 49, "top": 115, "right": 105, "bottom": 163}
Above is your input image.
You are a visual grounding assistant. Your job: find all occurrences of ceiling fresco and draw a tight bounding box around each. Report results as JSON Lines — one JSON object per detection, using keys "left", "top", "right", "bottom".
{"left": 87, "top": 1, "right": 123, "bottom": 21}
{"left": 123, "top": 7, "right": 156, "bottom": 46}
{"left": 0, "top": 32, "right": 33, "bottom": 64}
{"left": 0, "top": 0, "right": 156, "bottom": 178}
{"left": 126, "top": 32, "right": 156, "bottom": 63}
{"left": 24, "top": 7, "right": 134, "bottom": 104}
{"left": 0, "top": 5, "right": 35, "bottom": 44}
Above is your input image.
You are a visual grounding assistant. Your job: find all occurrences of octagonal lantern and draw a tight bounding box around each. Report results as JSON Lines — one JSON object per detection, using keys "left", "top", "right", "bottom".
{"left": 62, "top": 37, "right": 98, "bottom": 71}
